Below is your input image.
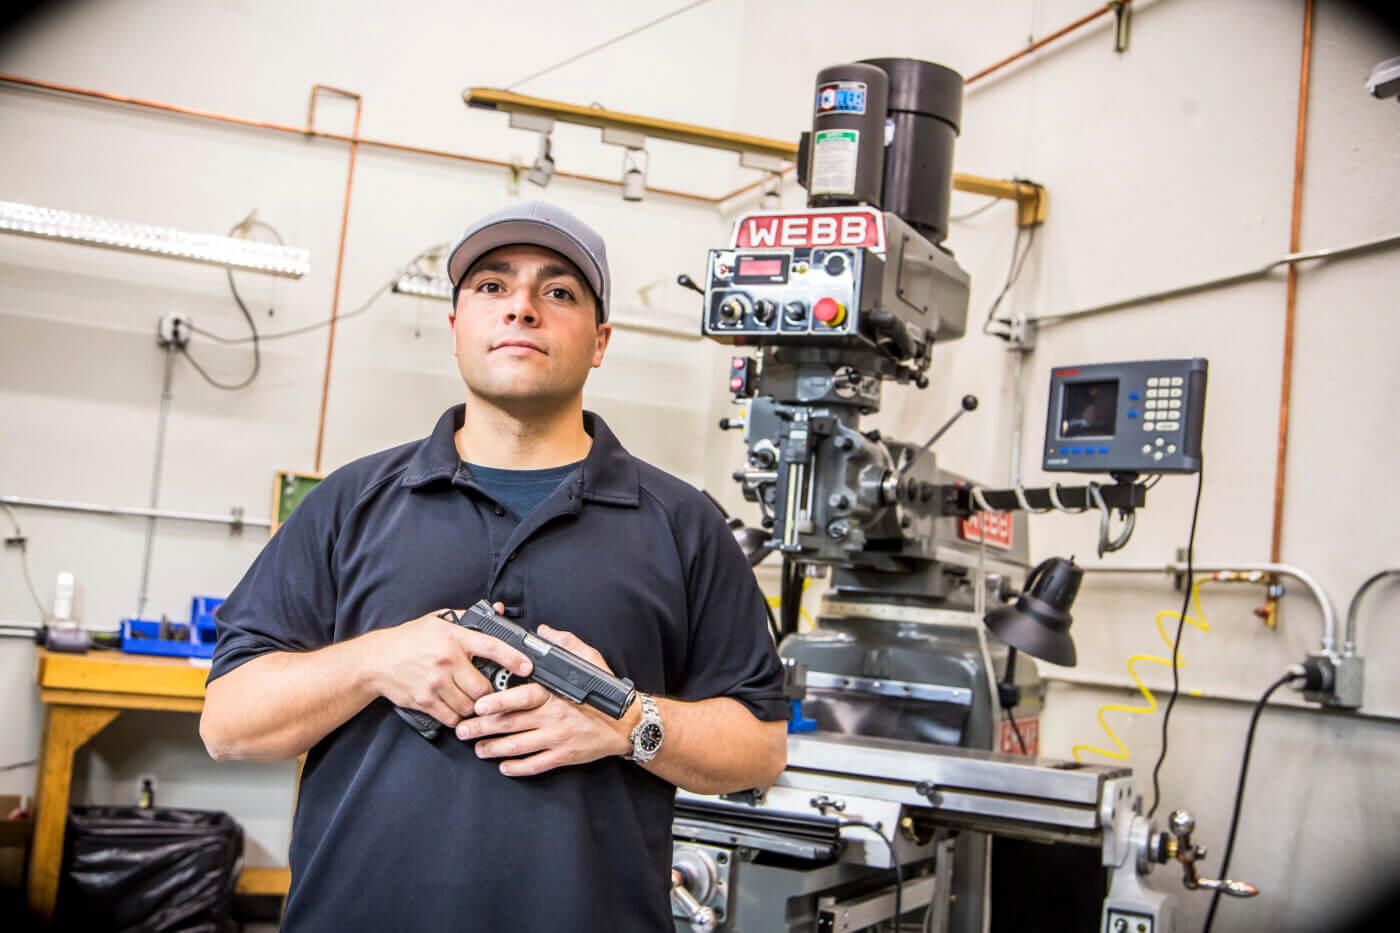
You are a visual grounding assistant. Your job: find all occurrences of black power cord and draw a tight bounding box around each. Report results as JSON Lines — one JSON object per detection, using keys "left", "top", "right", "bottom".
{"left": 997, "top": 645, "right": 1029, "bottom": 755}
{"left": 1147, "top": 463, "right": 1205, "bottom": 819}
{"left": 182, "top": 238, "right": 447, "bottom": 388}
{"left": 179, "top": 267, "right": 262, "bottom": 390}
{"left": 779, "top": 556, "right": 804, "bottom": 638}
{"left": 981, "top": 184, "right": 1041, "bottom": 340}
{"left": 1200, "top": 670, "right": 1302, "bottom": 933}
{"left": 839, "top": 820, "right": 903, "bottom": 931}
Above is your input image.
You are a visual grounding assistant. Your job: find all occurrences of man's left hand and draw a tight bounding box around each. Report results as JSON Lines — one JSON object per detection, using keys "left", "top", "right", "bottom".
{"left": 455, "top": 625, "right": 636, "bottom": 777}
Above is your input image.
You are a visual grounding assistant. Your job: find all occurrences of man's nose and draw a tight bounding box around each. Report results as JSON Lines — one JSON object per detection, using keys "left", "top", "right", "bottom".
{"left": 503, "top": 290, "right": 539, "bottom": 325}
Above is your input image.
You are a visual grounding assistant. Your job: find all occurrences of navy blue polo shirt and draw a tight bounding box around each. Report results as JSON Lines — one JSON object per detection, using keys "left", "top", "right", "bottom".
{"left": 209, "top": 406, "right": 786, "bottom": 932}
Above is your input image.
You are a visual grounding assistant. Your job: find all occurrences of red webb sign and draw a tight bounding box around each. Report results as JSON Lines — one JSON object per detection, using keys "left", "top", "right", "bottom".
{"left": 731, "top": 209, "right": 885, "bottom": 252}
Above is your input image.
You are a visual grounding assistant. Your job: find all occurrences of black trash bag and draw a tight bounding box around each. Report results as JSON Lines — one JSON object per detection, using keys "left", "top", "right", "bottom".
{"left": 55, "top": 806, "right": 243, "bottom": 933}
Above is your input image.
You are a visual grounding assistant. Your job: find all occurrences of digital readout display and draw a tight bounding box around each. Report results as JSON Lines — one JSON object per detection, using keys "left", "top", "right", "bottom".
{"left": 1060, "top": 380, "right": 1119, "bottom": 438}
{"left": 737, "top": 257, "right": 783, "bottom": 277}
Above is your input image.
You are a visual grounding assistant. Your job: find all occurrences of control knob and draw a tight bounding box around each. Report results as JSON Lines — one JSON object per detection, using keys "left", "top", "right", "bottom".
{"left": 718, "top": 295, "right": 751, "bottom": 325}
{"left": 783, "top": 301, "right": 807, "bottom": 324}
{"left": 752, "top": 299, "right": 776, "bottom": 325}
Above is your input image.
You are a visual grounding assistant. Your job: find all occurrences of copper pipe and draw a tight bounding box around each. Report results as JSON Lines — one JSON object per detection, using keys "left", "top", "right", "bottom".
{"left": 0, "top": 72, "right": 711, "bottom": 204}
{"left": 963, "top": 1, "right": 1126, "bottom": 86}
{"left": 310, "top": 86, "right": 362, "bottom": 473}
{"left": 1267, "top": 0, "right": 1314, "bottom": 601}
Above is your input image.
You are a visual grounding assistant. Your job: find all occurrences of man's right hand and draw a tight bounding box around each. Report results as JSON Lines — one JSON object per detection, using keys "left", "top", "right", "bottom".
{"left": 368, "top": 608, "right": 534, "bottom": 729}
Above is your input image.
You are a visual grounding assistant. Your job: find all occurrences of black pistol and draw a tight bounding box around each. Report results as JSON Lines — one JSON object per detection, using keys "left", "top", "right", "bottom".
{"left": 395, "top": 600, "right": 637, "bottom": 740}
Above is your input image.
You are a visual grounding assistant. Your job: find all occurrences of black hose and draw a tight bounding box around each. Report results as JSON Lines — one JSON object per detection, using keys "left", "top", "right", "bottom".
{"left": 1200, "top": 670, "right": 1302, "bottom": 933}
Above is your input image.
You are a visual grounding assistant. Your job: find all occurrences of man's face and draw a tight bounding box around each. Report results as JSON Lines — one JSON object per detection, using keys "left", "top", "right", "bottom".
{"left": 450, "top": 244, "right": 611, "bottom": 412}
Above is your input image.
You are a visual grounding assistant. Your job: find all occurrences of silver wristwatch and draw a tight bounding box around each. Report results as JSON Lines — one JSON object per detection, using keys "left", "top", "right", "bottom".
{"left": 626, "top": 693, "right": 664, "bottom": 763}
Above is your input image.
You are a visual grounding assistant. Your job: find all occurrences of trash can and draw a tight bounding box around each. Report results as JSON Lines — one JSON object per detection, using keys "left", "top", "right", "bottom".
{"left": 56, "top": 806, "right": 243, "bottom": 932}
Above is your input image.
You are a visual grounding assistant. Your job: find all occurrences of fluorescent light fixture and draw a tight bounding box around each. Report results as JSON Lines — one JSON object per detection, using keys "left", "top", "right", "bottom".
{"left": 0, "top": 201, "right": 310, "bottom": 277}
{"left": 393, "top": 271, "right": 453, "bottom": 300}
{"left": 526, "top": 134, "right": 555, "bottom": 188}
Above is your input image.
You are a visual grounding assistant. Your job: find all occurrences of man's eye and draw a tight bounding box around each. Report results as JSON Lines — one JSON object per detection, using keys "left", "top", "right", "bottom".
{"left": 546, "top": 287, "right": 575, "bottom": 301}
{"left": 476, "top": 281, "right": 503, "bottom": 293}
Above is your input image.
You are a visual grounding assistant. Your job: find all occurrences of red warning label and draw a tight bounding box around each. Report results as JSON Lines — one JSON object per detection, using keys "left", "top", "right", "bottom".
{"left": 998, "top": 716, "right": 1039, "bottom": 756}
{"left": 959, "top": 511, "right": 1014, "bottom": 550}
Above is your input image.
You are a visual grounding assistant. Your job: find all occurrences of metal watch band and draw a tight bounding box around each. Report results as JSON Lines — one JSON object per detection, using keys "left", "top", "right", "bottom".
{"left": 627, "top": 693, "right": 663, "bottom": 763}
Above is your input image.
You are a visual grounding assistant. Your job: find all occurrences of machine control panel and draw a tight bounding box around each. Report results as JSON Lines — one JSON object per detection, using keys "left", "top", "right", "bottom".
{"left": 1043, "top": 358, "right": 1207, "bottom": 474}
{"left": 703, "top": 247, "right": 865, "bottom": 343}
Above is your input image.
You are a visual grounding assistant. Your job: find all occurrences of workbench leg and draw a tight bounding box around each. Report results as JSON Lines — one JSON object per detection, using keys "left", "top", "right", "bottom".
{"left": 26, "top": 705, "right": 120, "bottom": 922}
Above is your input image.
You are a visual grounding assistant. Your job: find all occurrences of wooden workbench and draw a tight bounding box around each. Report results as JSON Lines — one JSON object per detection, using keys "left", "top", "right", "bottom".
{"left": 27, "top": 649, "right": 291, "bottom": 920}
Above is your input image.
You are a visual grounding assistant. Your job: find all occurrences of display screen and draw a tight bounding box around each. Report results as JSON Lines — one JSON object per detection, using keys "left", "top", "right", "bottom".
{"left": 737, "top": 257, "right": 783, "bottom": 277}
{"left": 1060, "top": 380, "right": 1119, "bottom": 438}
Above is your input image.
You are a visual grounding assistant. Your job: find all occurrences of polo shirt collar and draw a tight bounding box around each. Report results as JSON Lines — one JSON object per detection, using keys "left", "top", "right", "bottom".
{"left": 400, "top": 405, "right": 639, "bottom": 507}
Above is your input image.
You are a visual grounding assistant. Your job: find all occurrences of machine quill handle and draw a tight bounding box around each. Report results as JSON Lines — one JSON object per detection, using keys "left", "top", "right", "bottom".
{"left": 394, "top": 601, "right": 637, "bottom": 740}
{"left": 671, "top": 870, "right": 717, "bottom": 932}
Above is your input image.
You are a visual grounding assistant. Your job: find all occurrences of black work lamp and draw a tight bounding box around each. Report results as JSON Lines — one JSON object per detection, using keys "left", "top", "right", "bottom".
{"left": 984, "top": 556, "right": 1084, "bottom": 667}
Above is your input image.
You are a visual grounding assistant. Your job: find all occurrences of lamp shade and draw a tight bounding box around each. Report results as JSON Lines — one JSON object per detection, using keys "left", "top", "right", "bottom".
{"left": 984, "top": 557, "right": 1083, "bottom": 667}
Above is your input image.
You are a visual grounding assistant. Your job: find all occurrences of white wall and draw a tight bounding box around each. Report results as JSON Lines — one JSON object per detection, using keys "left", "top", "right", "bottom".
{"left": 3, "top": 1, "right": 1398, "bottom": 930}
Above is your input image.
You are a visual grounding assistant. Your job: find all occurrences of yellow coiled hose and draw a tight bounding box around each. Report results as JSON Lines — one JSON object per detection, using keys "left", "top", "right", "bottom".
{"left": 1072, "top": 578, "right": 1210, "bottom": 762}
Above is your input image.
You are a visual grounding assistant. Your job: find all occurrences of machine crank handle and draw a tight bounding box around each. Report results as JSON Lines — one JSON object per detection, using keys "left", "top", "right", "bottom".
{"left": 1164, "top": 809, "right": 1260, "bottom": 899}
{"left": 671, "top": 869, "right": 717, "bottom": 932}
{"left": 676, "top": 273, "right": 705, "bottom": 295}
{"left": 1191, "top": 877, "right": 1259, "bottom": 898}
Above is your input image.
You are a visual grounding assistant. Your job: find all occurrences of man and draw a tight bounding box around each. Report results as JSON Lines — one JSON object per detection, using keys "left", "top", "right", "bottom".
{"left": 200, "top": 201, "right": 788, "bottom": 931}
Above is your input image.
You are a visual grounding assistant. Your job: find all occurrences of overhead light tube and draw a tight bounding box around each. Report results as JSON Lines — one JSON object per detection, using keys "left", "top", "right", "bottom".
{"left": 0, "top": 200, "right": 310, "bottom": 277}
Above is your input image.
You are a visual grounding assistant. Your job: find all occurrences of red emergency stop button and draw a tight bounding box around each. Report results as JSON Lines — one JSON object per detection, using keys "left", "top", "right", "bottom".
{"left": 813, "top": 297, "right": 846, "bottom": 327}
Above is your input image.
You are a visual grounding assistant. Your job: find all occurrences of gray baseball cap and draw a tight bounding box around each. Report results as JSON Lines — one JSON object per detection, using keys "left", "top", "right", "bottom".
{"left": 446, "top": 201, "right": 611, "bottom": 323}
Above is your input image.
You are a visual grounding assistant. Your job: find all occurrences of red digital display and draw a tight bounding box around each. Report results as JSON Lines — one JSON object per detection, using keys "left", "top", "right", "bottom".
{"left": 737, "top": 257, "right": 783, "bottom": 277}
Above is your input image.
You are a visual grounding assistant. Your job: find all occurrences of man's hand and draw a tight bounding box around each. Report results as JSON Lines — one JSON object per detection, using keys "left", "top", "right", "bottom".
{"left": 370, "top": 605, "right": 533, "bottom": 730}
{"left": 455, "top": 624, "right": 632, "bottom": 777}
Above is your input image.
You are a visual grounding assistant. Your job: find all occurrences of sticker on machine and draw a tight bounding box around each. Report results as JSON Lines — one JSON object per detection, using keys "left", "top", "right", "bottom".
{"left": 730, "top": 208, "right": 885, "bottom": 252}
{"left": 810, "top": 129, "right": 859, "bottom": 196}
{"left": 958, "top": 511, "right": 1014, "bottom": 550}
{"left": 998, "top": 716, "right": 1039, "bottom": 756}
{"left": 815, "top": 81, "right": 868, "bottom": 116}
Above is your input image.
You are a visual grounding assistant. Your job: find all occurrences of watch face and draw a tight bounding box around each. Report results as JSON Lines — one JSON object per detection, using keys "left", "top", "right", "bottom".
{"left": 639, "top": 723, "right": 663, "bottom": 753}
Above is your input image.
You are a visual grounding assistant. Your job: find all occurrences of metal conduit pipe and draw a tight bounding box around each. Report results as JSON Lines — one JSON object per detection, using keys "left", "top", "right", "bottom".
{"left": 1080, "top": 561, "right": 1340, "bottom": 656}
{"left": 1346, "top": 568, "right": 1399, "bottom": 657}
{"left": 1, "top": 495, "right": 271, "bottom": 530}
{"left": 1028, "top": 232, "right": 1400, "bottom": 327}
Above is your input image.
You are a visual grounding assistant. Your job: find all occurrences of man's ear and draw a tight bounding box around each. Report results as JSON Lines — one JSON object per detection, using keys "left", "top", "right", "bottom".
{"left": 591, "top": 323, "right": 613, "bottom": 368}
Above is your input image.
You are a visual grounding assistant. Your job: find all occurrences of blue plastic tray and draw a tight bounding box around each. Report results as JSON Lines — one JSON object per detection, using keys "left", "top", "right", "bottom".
{"left": 120, "top": 618, "right": 217, "bottom": 658}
